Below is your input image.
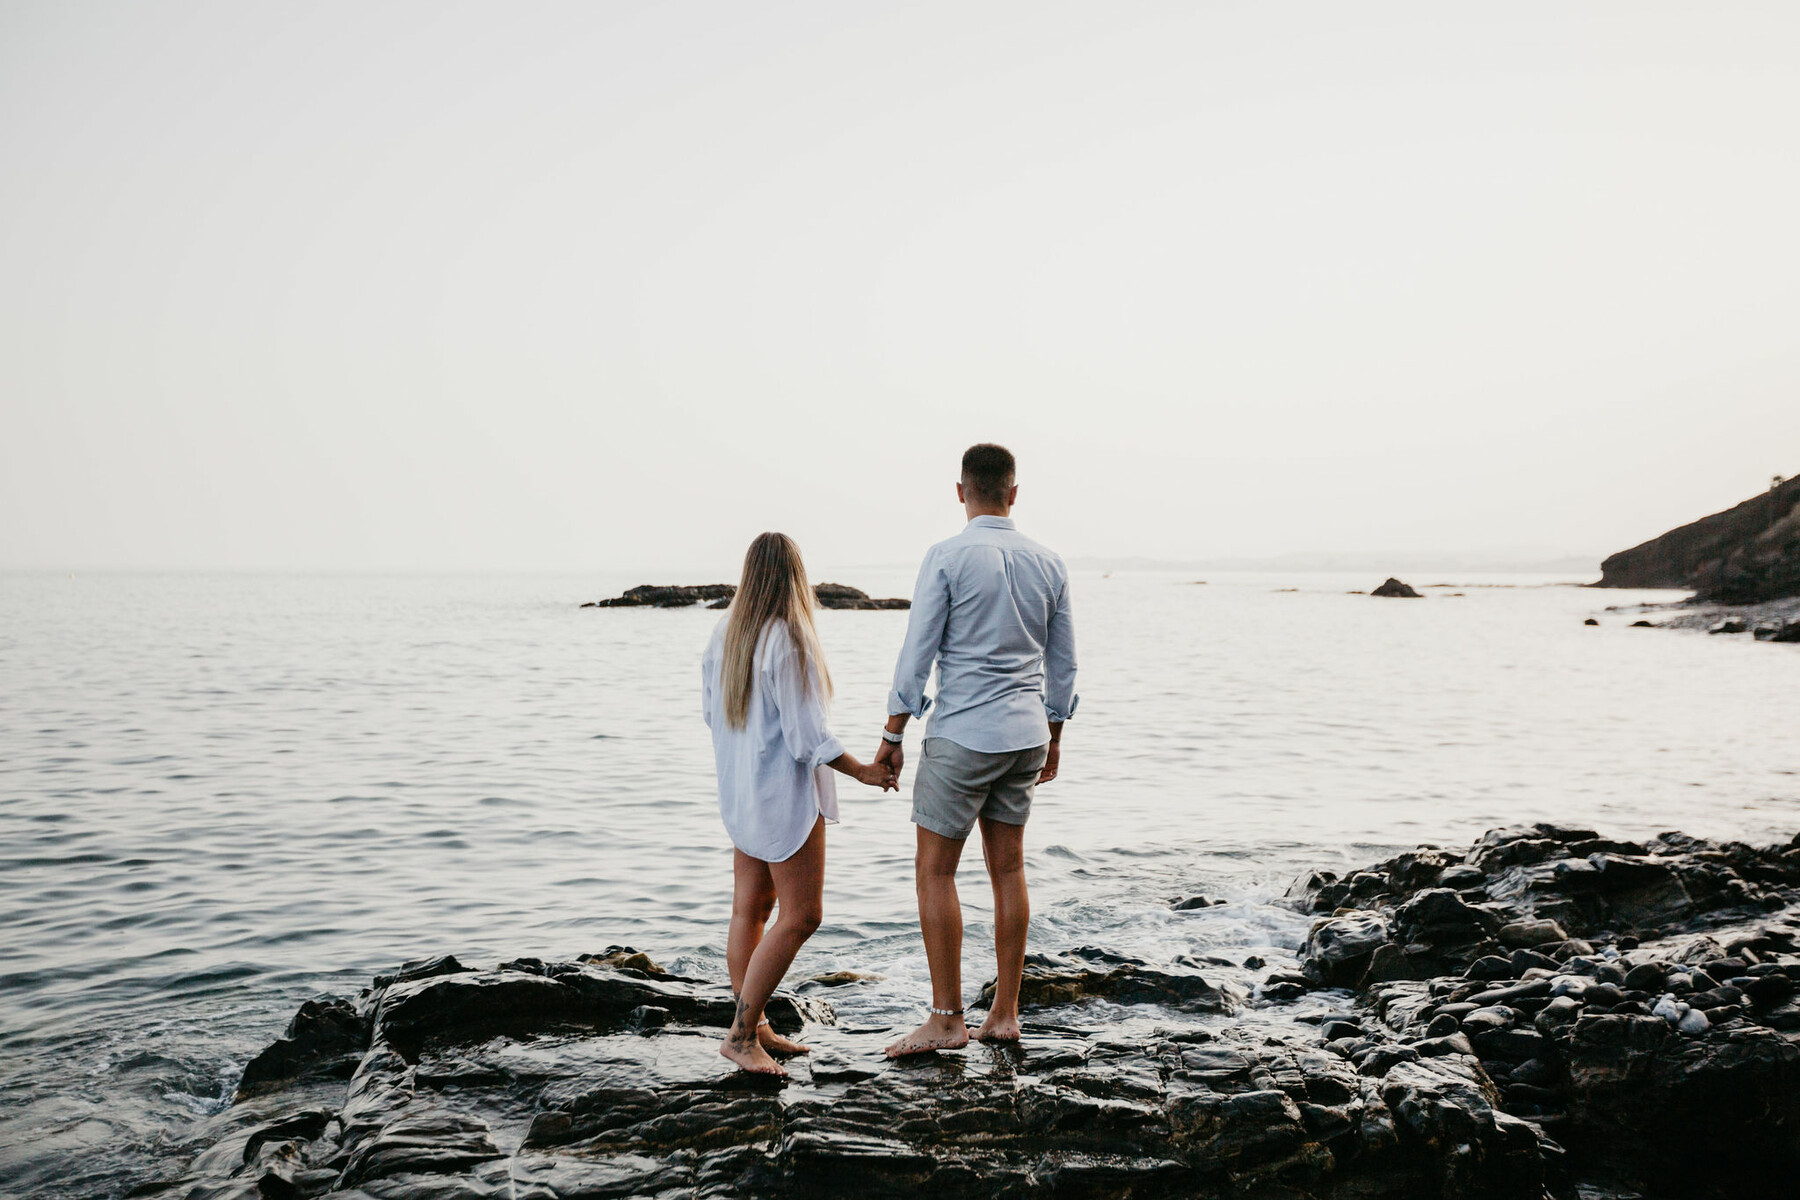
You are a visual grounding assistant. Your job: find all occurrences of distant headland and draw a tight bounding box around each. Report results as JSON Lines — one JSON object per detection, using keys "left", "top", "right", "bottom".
{"left": 1597, "top": 472, "right": 1799, "bottom": 604}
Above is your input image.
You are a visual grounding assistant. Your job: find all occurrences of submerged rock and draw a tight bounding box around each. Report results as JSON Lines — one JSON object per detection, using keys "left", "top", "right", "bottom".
{"left": 1371, "top": 577, "right": 1424, "bottom": 598}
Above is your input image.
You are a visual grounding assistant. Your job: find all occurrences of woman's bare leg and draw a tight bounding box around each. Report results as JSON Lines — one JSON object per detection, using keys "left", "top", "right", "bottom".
{"left": 720, "top": 818, "right": 825, "bottom": 1076}
{"left": 726, "top": 851, "right": 811, "bottom": 1055}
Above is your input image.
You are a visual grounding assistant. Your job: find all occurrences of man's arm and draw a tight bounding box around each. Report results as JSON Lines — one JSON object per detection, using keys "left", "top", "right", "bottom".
{"left": 1039, "top": 573, "right": 1077, "bottom": 784}
{"left": 877, "top": 552, "right": 950, "bottom": 783}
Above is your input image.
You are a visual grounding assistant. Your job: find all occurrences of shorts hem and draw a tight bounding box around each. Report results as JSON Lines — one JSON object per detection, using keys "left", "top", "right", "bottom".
{"left": 911, "top": 810, "right": 974, "bottom": 840}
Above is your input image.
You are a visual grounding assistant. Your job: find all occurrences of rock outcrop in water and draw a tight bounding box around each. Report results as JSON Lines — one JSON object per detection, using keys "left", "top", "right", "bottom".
{"left": 583, "top": 583, "right": 909, "bottom": 610}
{"left": 1370, "top": 578, "right": 1424, "bottom": 599}
{"left": 149, "top": 831, "right": 1800, "bottom": 1200}
{"left": 1597, "top": 473, "right": 1800, "bottom": 603}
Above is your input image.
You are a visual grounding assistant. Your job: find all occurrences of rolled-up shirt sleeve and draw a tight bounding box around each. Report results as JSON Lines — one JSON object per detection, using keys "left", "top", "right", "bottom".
{"left": 769, "top": 631, "right": 845, "bottom": 769}
{"left": 888, "top": 551, "right": 950, "bottom": 718}
{"left": 700, "top": 643, "right": 716, "bottom": 730}
{"left": 1043, "top": 573, "right": 1078, "bottom": 722}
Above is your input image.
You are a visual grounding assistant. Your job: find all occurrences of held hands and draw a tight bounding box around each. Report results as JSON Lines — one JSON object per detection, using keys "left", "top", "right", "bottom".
{"left": 857, "top": 758, "right": 899, "bottom": 791}
{"left": 873, "top": 739, "right": 904, "bottom": 792}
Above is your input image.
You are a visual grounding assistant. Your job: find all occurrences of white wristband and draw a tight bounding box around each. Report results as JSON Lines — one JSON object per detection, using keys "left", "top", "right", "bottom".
{"left": 880, "top": 728, "right": 905, "bottom": 744}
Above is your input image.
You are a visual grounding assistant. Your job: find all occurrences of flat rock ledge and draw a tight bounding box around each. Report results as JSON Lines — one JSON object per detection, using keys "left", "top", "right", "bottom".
{"left": 583, "top": 583, "right": 909, "bottom": 610}
{"left": 143, "top": 832, "right": 1800, "bottom": 1200}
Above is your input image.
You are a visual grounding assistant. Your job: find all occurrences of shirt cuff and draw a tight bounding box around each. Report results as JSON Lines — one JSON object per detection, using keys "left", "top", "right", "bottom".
{"left": 887, "top": 691, "right": 933, "bottom": 719}
{"left": 808, "top": 735, "right": 847, "bottom": 771}
{"left": 1045, "top": 694, "right": 1079, "bottom": 723}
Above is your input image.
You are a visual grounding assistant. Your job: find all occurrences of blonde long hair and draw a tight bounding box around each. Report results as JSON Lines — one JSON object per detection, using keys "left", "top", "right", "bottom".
{"left": 721, "top": 532, "right": 833, "bottom": 729}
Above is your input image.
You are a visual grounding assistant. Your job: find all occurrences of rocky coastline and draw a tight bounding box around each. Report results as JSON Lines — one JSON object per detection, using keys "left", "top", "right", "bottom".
{"left": 143, "top": 827, "right": 1800, "bottom": 1200}
{"left": 1596, "top": 473, "right": 1799, "bottom": 604}
{"left": 583, "top": 584, "right": 909, "bottom": 611}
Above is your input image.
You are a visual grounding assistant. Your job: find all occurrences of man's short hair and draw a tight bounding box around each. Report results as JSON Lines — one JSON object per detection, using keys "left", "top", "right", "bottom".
{"left": 961, "top": 443, "right": 1016, "bottom": 506}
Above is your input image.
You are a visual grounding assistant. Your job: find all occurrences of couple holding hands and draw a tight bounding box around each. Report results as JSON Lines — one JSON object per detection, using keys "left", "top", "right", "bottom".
{"left": 700, "top": 443, "right": 1078, "bottom": 1076}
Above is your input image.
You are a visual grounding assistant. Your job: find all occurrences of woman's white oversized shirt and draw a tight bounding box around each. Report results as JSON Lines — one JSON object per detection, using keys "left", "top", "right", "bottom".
{"left": 701, "top": 620, "right": 842, "bottom": 863}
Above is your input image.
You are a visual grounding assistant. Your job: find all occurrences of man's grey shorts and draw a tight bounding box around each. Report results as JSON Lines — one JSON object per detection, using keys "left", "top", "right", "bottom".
{"left": 911, "top": 737, "right": 1050, "bottom": 840}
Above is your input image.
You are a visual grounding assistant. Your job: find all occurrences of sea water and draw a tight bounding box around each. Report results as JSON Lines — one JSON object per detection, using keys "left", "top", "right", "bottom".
{"left": 1, "top": 569, "right": 1795, "bottom": 1196}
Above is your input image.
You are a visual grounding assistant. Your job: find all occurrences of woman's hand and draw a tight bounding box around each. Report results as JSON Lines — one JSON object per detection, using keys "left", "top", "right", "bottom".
{"left": 858, "top": 760, "right": 899, "bottom": 791}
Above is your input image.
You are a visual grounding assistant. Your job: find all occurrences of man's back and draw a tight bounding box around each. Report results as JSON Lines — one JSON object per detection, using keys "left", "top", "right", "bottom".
{"left": 889, "top": 515, "right": 1078, "bottom": 754}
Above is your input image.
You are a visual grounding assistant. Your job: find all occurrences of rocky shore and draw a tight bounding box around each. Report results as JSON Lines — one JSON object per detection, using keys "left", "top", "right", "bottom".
{"left": 144, "top": 828, "right": 1800, "bottom": 1200}
{"left": 583, "top": 584, "right": 909, "bottom": 610}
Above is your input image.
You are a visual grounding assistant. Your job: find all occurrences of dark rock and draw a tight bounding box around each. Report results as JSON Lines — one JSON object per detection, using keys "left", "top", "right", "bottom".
{"left": 1710, "top": 618, "right": 1750, "bottom": 634}
{"left": 1510, "top": 948, "right": 1560, "bottom": 974}
{"left": 1466, "top": 955, "right": 1517, "bottom": 982}
{"left": 586, "top": 582, "right": 911, "bottom": 610}
{"left": 979, "top": 948, "right": 1243, "bottom": 1014}
{"left": 1394, "top": 888, "right": 1500, "bottom": 948}
{"left": 1301, "top": 910, "right": 1392, "bottom": 987}
{"left": 1499, "top": 918, "right": 1568, "bottom": 948}
{"left": 236, "top": 998, "right": 369, "bottom": 1097}
{"left": 1583, "top": 617, "right": 1600, "bottom": 625}
{"left": 1371, "top": 577, "right": 1424, "bottom": 598}
{"left": 1756, "top": 620, "right": 1800, "bottom": 642}
{"left": 1438, "top": 864, "right": 1487, "bottom": 889}
{"left": 373, "top": 954, "right": 471, "bottom": 989}
{"left": 1425, "top": 1013, "right": 1463, "bottom": 1039}
{"left": 1412, "top": 1032, "right": 1475, "bottom": 1058}
{"left": 1630, "top": 620, "right": 1656, "bottom": 627}
{"left": 1172, "top": 894, "right": 1222, "bottom": 910}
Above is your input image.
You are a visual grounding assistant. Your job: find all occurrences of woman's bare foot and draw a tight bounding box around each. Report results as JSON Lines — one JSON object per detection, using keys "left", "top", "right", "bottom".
{"left": 758, "top": 1024, "right": 811, "bottom": 1055}
{"left": 885, "top": 1012, "right": 969, "bottom": 1058}
{"left": 720, "top": 1029, "right": 787, "bottom": 1076}
{"left": 972, "top": 1013, "right": 1021, "bottom": 1042}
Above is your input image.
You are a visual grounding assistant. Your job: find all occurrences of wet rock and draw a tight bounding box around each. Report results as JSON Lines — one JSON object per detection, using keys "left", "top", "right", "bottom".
{"left": 236, "top": 997, "right": 369, "bottom": 1097}
{"left": 1499, "top": 918, "right": 1567, "bottom": 948}
{"left": 157, "top": 829, "right": 1800, "bottom": 1200}
{"left": 978, "top": 947, "right": 1244, "bottom": 1014}
{"left": 1710, "top": 618, "right": 1749, "bottom": 634}
{"left": 1583, "top": 617, "right": 1600, "bottom": 625}
{"left": 1301, "top": 910, "right": 1392, "bottom": 987}
{"left": 1172, "top": 893, "right": 1223, "bottom": 910}
{"left": 1371, "top": 577, "right": 1424, "bottom": 598}
{"left": 1756, "top": 620, "right": 1800, "bottom": 642}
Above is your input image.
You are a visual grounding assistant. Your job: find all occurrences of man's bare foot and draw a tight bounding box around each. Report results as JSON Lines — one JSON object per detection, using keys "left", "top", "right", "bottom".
{"left": 758, "top": 1024, "right": 811, "bottom": 1055}
{"left": 720, "top": 1031, "right": 787, "bottom": 1076}
{"left": 885, "top": 1013, "right": 969, "bottom": 1058}
{"left": 972, "top": 1013, "right": 1021, "bottom": 1042}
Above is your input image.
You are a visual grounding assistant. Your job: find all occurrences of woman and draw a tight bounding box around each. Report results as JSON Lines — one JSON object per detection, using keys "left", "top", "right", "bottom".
{"left": 701, "top": 532, "right": 895, "bottom": 1076}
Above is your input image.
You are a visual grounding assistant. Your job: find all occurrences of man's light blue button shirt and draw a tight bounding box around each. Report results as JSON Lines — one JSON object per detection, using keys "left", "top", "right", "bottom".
{"left": 888, "top": 515, "right": 1078, "bottom": 754}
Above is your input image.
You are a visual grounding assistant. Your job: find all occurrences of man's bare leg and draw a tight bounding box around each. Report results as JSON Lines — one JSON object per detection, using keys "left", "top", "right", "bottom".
{"left": 885, "top": 826, "right": 972, "bottom": 1057}
{"left": 720, "top": 819, "right": 825, "bottom": 1076}
{"left": 972, "top": 817, "right": 1028, "bottom": 1041}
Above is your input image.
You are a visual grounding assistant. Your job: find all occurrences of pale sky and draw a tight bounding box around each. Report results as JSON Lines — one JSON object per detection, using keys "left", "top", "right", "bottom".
{"left": 3, "top": 2, "right": 1796, "bottom": 574}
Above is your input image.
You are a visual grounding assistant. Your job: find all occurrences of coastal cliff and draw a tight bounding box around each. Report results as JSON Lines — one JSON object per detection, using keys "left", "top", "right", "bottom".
{"left": 1597, "top": 474, "right": 1800, "bottom": 603}
{"left": 149, "top": 827, "right": 1800, "bottom": 1200}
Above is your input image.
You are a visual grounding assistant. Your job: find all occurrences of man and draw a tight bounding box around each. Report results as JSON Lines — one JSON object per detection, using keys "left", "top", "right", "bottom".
{"left": 876, "top": 443, "right": 1078, "bottom": 1056}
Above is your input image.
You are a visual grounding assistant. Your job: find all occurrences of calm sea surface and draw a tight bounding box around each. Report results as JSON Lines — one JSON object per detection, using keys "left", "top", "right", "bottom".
{"left": 2, "top": 569, "right": 1796, "bottom": 1196}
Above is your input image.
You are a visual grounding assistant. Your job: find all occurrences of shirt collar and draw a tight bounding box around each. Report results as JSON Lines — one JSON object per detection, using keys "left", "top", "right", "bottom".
{"left": 967, "top": 515, "right": 1016, "bottom": 530}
